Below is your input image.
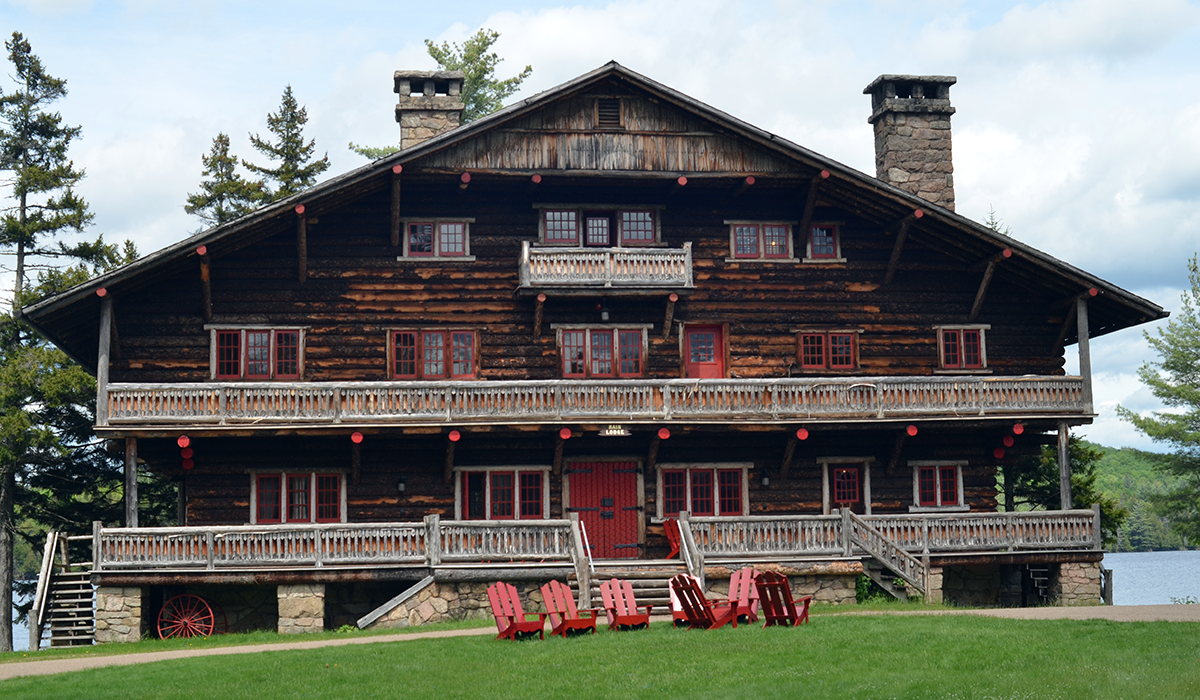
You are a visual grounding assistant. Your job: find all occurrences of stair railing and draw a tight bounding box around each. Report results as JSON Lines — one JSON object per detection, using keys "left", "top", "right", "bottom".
{"left": 677, "top": 512, "right": 705, "bottom": 588}
{"left": 843, "top": 509, "right": 926, "bottom": 596}
{"left": 567, "top": 513, "right": 593, "bottom": 608}
{"left": 28, "top": 531, "right": 61, "bottom": 651}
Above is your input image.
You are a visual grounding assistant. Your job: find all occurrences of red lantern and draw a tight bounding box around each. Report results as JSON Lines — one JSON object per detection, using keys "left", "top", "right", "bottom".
{"left": 1003, "top": 436, "right": 1015, "bottom": 447}
{"left": 796, "top": 428, "right": 809, "bottom": 441}
{"left": 657, "top": 428, "right": 671, "bottom": 440}
{"left": 182, "top": 458, "right": 194, "bottom": 470}
{"left": 906, "top": 425, "right": 918, "bottom": 437}
{"left": 559, "top": 427, "right": 572, "bottom": 440}
{"left": 993, "top": 447, "right": 1006, "bottom": 459}
{"left": 180, "top": 447, "right": 193, "bottom": 459}
{"left": 177, "top": 435, "right": 190, "bottom": 448}
{"left": 351, "top": 431, "right": 363, "bottom": 444}
{"left": 448, "top": 430, "right": 461, "bottom": 442}
{"left": 1013, "top": 423, "right": 1024, "bottom": 435}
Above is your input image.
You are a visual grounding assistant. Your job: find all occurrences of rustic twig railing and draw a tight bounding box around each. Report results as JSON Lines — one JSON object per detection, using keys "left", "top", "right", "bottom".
{"left": 102, "top": 376, "right": 1088, "bottom": 428}
{"left": 845, "top": 510, "right": 927, "bottom": 594}
{"left": 518, "top": 241, "right": 694, "bottom": 288}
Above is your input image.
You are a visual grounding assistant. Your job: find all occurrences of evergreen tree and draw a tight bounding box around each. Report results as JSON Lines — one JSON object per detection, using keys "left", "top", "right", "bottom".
{"left": 1118, "top": 254, "right": 1200, "bottom": 542}
{"left": 243, "top": 86, "right": 329, "bottom": 202}
{"left": 185, "top": 133, "right": 264, "bottom": 227}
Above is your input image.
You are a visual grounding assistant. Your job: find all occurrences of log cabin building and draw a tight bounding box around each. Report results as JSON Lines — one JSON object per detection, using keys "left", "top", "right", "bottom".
{"left": 22, "top": 63, "right": 1164, "bottom": 644}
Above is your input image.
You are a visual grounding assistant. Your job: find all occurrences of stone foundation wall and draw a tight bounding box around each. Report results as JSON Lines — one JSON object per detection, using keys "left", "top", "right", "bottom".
{"left": 1052, "top": 561, "right": 1102, "bottom": 605}
{"left": 277, "top": 583, "right": 325, "bottom": 634}
{"left": 95, "top": 586, "right": 142, "bottom": 643}
{"left": 364, "top": 581, "right": 542, "bottom": 631}
{"left": 188, "top": 584, "right": 278, "bottom": 634}
{"left": 941, "top": 564, "right": 1002, "bottom": 607}
{"left": 702, "top": 562, "right": 860, "bottom": 606}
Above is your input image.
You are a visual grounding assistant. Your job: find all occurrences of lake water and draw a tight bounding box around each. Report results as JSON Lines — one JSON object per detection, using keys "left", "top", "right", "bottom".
{"left": 7, "top": 551, "right": 1198, "bottom": 650}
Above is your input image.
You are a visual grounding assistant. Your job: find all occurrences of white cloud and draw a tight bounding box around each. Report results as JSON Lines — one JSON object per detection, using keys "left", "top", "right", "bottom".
{"left": 4, "top": 0, "right": 92, "bottom": 15}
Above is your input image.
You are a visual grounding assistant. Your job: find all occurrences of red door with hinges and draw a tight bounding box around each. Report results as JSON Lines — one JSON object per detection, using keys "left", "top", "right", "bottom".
{"left": 684, "top": 325, "right": 724, "bottom": 378}
{"left": 568, "top": 461, "right": 640, "bottom": 559}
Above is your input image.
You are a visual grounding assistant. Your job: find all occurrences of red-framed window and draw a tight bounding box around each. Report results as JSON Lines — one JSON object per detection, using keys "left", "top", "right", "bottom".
{"left": 799, "top": 332, "right": 858, "bottom": 370}
{"left": 460, "top": 470, "right": 547, "bottom": 520}
{"left": 660, "top": 468, "right": 745, "bottom": 518}
{"left": 917, "top": 465, "right": 961, "bottom": 508}
{"left": 438, "top": 222, "right": 466, "bottom": 256}
{"left": 390, "top": 330, "right": 477, "bottom": 379}
{"left": 255, "top": 472, "right": 341, "bottom": 523}
{"left": 940, "top": 328, "right": 984, "bottom": 369}
{"left": 731, "top": 223, "right": 792, "bottom": 259}
{"left": 405, "top": 221, "right": 470, "bottom": 257}
{"left": 544, "top": 210, "right": 578, "bottom": 244}
{"left": 586, "top": 215, "right": 610, "bottom": 246}
{"left": 558, "top": 328, "right": 644, "bottom": 378}
{"left": 542, "top": 209, "right": 657, "bottom": 246}
{"left": 833, "top": 467, "right": 860, "bottom": 505}
{"left": 214, "top": 328, "right": 303, "bottom": 380}
{"left": 620, "top": 211, "right": 655, "bottom": 244}
{"left": 807, "top": 224, "right": 839, "bottom": 259}
{"left": 408, "top": 222, "right": 434, "bottom": 256}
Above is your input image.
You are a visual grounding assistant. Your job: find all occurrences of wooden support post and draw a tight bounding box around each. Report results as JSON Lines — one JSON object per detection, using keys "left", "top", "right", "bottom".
{"left": 176, "top": 479, "right": 186, "bottom": 526}
{"left": 967, "top": 248, "right": 1013, "bottom": 274}
{"left": 534, "top": 293, "right": 546, "bottom": 340}
{"left": 882, "top": 209, "right": 923, "bottom": 286}
{"left": 732, "top": 175, "right": 755, "bottom": 197}
{"left": 389, "top": 165, "right": 403, "bottom": 247}
{"left": 424, "top": 514, "right": 441, "bottom": 566}
{"left": 295, "top": 205, "right": 307, "bottom": 284}
{"left": 443, "top": 439, "right": 456, "bottom": 483}
{"left": 779, "top": 435, "right": 797, "bottom": 479}
{"left": 1058, "top": 421, "right": 1073, "bottom": 510}
{"left": 527, "top": 173, "right": 542, "bottom": 192}
{"left": 797, "top": 170, "right": 830, "bottom": 245}
{"left": 1077, "top": 295, "right": 1093, "bottom": 412}
{"left": 459, "top": 172, "right": 471, "bottom": 190}
{"left": 647, "top": 437, "right": 661, "bottom": 472}
{"left": 553, "top": 434, "right": 565, "bottom": 475}
{"left": 351, "top": 442, "right": 361, "bottom": 485}
{"left": 1052, "top": 302, "right": 1078, "bottom": 354}
{"left": 886, "top": 431, "right": 907, "bottom": 477}
{"left": 662, "top": 293, "right": 678, "bottom": 339}
{"left": 96, "top": 292, "right": 113, "bottom": 427}
{"left": 668, "top": 175, "right": 687, "bottom": 196}
{"left": 969, "top": 260, "right": 997, "bottom": 321}
{"left": 124, "top": 437, "right": 138, "bottom": 528}
{"left": 199, "top": 248, "right": 213, "bottom": 323}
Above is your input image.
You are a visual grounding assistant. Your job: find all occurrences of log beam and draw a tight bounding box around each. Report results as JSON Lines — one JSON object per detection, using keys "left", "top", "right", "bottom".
{"left": 647, "top": 436, "right": 661, "bottom": 472}
{"left": 1058, "top": 421, "right": 1073, "bottom": 510}
{"left": 882, "top": 209, "right": 924, "bottom": 286}
{"left": 389, "top": 165, "right": 402, "bottom": 247}
{"left": 553, "top": 435, "right": 565, "bottom": 475}
{"left": 1052, "top": 302, "right": 1078, "bottom": 355}
{"left": 96, "top": 291, "right": 113, "bottom": 427}
{"left": 527, "top": 173, "right": 542, "bottom": 192}
{"left": 779, "top": 435, "right": 797, "bottom": 479}
{"left": 662, "top": 293, "right": 678, "bottom": 339}
{"left": 669, "top": 175, "right": 688, "bottom": 196}
{"left": 124, "top": 437, "right": 138, "bottom": 528}
{"left": 459, "top": 171, "right": 471, "bottom": 190}
{"left": 351, "top": 442, "right": 362, "bottom": 485}
{"left": 967, "top": 247, "right": 1012, "bottom": 274}
{"left": 295, "top": 204, "right": 307, "bottom": 284}
{"left": 443, "top": 439, "right": 456, "bottom": 483}
{"left": 198, "top": 246, "right": 212, "bottom": 323}
{"left": 1077, "top": 296, "right": 1093, "bottom": 412}
{"left": 731, "top": 175, "right": 755, "bottom": 198}
{"left": 885, "top": 431, "right": 907, "bottom": 477}
{"left": 797, "top": 170, "right": 831, "bottom": 245}
{"left": 969, "top": 261, "right": 997, "bottom": 321}
{"left": 534, "top": 293, "right": 546, "bottom": 340}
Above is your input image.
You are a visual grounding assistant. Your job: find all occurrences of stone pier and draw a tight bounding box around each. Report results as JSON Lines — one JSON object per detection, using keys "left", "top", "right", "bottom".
{"left": 94, "top": 586, "right": 143, "bottom": 643}
{"left": 277, "top": 583, "right": 325, "bottom": 634}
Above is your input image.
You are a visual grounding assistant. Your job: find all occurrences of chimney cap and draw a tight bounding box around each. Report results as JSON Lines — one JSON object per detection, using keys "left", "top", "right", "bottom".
{"left": 863, "top": 74, "right": 956, "bottom": 95}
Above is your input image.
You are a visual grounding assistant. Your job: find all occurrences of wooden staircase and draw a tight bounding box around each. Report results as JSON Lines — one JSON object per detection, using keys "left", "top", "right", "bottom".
{"left": 844, "top": 510, "right": 927, "bottom": 599}
{"left": 569, "top": 559, "right": 688, "bottom": 613}
{"left": 46, "top": 572, "right": 95, "bottom": 646}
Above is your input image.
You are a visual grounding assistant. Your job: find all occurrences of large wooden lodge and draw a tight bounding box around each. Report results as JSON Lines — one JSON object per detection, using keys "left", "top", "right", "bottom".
{"left": 21, "top": 63, "right": 1164, "bottom": 645}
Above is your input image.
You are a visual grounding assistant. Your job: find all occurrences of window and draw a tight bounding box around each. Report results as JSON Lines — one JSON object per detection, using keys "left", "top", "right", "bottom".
{"left": 937, "top": 326, "right": 988, "bottom": 370}
{"left": 457, "top": 467, "right": 550, "bottom": 520}
{"left": 211, "top": 328, "right": 304, "bottom": 380}
{"left": 538, "top": 207, "right": 659, "bottom": 246}
{"left": 798, "top": 331, "right": 859, "bottom": 370}
{"left": 656, "top": 465, "right": 747, "bottom": 519}
{"left": 910, "top": 462, "right": 966, "bottom": 512}
{"left": 399, "top": 219, "right": 474, "bottom": 259}
{"left": 820, "top": 459, "right": 873, "bottom": 514}
{"left": 557, "top": 327, "right": 645, "bottom": 378}
{"left": 727, "top": 222, "right": 793, "bottom": 260}
{"left": 390, "top": 330, "right": 477, "bottom": 379}
{"left": 832, "top": 467, "right": 859, "bottom": 505}
{"left": 252, "top": 472, "right": 343, "bottom": 523}
{"left": 806, "top": 224, "right": 841, "bottom": 261}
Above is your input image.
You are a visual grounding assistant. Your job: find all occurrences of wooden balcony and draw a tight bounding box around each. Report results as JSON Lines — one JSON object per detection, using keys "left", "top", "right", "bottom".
{"left": 100, "top": 375, "right": 1088, "bottom": 431}
{"left": 517, "top": 241, "right": 693, "bottom": 292}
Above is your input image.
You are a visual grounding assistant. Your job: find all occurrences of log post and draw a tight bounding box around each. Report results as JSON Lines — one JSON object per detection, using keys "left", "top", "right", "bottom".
{"left": 798, "top": 170, "right": 830, "bottom": 247}
{"left": 732, "top": 175, "right": 755, "bottom": 197}
{"left": 885, "top": 431, "right": 906, "bottom": 477}
{"left": 882, "top": 209, "right": 923, "bottom": 286}
{"left": 1077, "top": 294, "right": 1093, "bottom": 412}
{"left": 1052, "top": 302, "right": 1078, "bottom": 354}
{"left": 534, "top": 293, "right": 546, "bottom": 340}
{"left": 96, "top": 291, "right": 113, "bottom": 427}
{"left": 198, "top": 247, "right": 213, "bottom": 323}
{"left": 553, "top": 434, "right": 565, "bottom": 475}
{"left": 969, "top": 260, "right": 997, "bottom": 321}
{"left": 662, "top": 293, "right": 678, "bottom": 339}
{"left": 295, "top": 204, "right": 308, "bottom": 284}
{"left": 424, "top": 514, "right": 441, "bottom": 566}
{"left": 669, "top": 175, "right": 687, "bottom": 196}
{"left": 1058, "top": 421, "right": 1073, "bottom": 510}
{"left": 390, "top": 165, "right": 403, "bottom": 247}
{"left": 647, "top": 436, "right": 661, "bottom": 472}
{"left": 124, "top": 437, "right": 138, "bottom": 528}
{"left": 779, "top": 435, "right": 797, "bottom": 479}
{"left": 443, "top": 438, "right": 456, "bottom": 484}
{"left": 351, "top": 441, "right": 361, "bottom": 485}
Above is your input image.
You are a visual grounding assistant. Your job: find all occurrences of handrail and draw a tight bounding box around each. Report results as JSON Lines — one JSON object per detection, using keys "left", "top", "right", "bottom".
{"left": 29, "top": 531, "right": 61, "bottom": 651}
{"left": 677, "top": 512, "right": 705, "bottom": 588}
{"left": 845, "top": 509, "right": 926, "bottom": 594}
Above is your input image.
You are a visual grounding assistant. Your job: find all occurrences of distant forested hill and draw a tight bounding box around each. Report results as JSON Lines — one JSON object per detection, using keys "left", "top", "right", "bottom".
{"left": 1087, "top": 441, "right": 1194, "bottom": 551}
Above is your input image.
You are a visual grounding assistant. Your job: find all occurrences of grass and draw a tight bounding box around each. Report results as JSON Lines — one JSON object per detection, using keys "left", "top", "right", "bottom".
{"left": 3, "top": 613, "right": 1199, "bottom": 699}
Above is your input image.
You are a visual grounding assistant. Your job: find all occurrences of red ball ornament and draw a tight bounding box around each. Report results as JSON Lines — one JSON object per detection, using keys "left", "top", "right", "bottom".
{"left": 1013, "top": 423, "right": 1025, "bottom": 435}
{"left": 559, "top": 428, "right": 572, "bottom": 440}
{"left": 176, "top": 435, "right": 190, "bottom": 448}
{"left": 351, "top": 431, "right": 364, "bottom": 444}
{"left": 182, "top": 458, "right": 194, "bottom": 470}
{"left": 1003, "top": 436, "right": 1015, "bottom": 447}
{"left": 906, "top": 425, "right": 918, "bottom": 437}
{"left": 993, "top": 447, "right": 1006, "bottom": 459}
{"left": 180, "top": 447, "right": 194, "bottom": 459}
{"left": 448, "top": 430, "right": 461, "bottom": 442}
{"left": 796, "top": 428, "right": 809, "bottom": 440}
{"left": 657, "top": 428, "right": 671, "bottom": 440}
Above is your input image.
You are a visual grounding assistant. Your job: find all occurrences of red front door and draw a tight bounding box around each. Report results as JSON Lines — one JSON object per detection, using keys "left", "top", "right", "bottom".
{"left": 685, "top": 325, "right": 725, "bottom": 378}
{"left": 569, "top": 461, "right": 639, "bottom": 559}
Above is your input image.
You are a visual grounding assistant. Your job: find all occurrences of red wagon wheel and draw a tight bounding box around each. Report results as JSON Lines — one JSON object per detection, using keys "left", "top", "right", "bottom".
{"left": 158, "top": 594, "right": 217, "bottom": 639}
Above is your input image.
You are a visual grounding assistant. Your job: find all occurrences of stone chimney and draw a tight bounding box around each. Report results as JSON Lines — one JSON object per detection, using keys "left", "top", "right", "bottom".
{"left": 394, "top": 70, "right": 466, "bottom": 149}
{"left": 863, "top": 75, "right": 957, "bottom": 211}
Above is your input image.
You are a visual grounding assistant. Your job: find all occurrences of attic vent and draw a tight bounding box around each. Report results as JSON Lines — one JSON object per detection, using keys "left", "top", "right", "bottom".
{"left": 597, "top": 98, "right": 622, "bottom": 128}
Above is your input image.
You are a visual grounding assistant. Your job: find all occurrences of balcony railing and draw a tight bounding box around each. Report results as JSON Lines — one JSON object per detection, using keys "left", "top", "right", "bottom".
{"left": 518, "top": 241, "right": 693, "bottom": 289}
{"left": 101, "top": 375, "right": 1088, "bottom": 429}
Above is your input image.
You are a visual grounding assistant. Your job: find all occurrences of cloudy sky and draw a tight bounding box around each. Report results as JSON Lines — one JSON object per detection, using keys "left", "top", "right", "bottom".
{"left": 2, "top": 0, "right": 1198, "bottom": 451}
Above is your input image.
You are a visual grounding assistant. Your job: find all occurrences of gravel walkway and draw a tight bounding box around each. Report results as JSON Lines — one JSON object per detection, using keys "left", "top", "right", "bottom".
{"left": 3, "top": 605, "right": 1197, "bottom": 681}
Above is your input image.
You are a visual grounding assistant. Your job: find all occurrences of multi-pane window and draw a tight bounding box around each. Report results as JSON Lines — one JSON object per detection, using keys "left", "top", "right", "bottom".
{"left": 808, "top": 225, "right": 839, "bottom": 259}
{"left": 460, "top": 469, "right": 549, "bottom": 520}
{"left": 659, "top": 468, "right": 745, "bottom": 518}
{"left": 729, "top": 223, "right": 792, "bottom": 259}
{"left": 391, "top": 330, "right": 477, "bottom": 379}
{"left": 403, "top": 220, "right": 471, "bottom": 258}
{"left": 939, "top": 328, "right": 986, "bottom": 369}
{"left": 833, "top": 467, "right": 860, "bottom": 505}
{"left": 213, "top": 328, "right": 303, "bottom": 380}
{"left": 799, "top": 331, "right": 858, "bottom": 370}
{"left": 559, "top": 328, "right": 644, "bottom": 378}
{"left": 541, "top": 209, "right": 657, "bottom": 246}
{"left": 254, "top": 472, "right": 342, "bottom": 523}
{"left": 914, "top": 464, "right": 962, "bottom": 508}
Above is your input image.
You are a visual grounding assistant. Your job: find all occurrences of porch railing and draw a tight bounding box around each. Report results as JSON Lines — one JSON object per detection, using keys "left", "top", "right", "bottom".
{"left": 518, "top": 241, "right": 693, "bottom": 289}
{"left": 101, "top": 375, "right": 1088, "bottom": 428}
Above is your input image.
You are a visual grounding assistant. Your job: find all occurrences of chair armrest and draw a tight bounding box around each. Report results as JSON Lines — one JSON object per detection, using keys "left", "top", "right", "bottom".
{"left": 637, "top": 605, "right": 655, "bottom": 615}
{"left": 522, "top": 612, "right": 549, "bottom": 622}
{"left": 581, "top": 608, "right": 604, "bottom": 619}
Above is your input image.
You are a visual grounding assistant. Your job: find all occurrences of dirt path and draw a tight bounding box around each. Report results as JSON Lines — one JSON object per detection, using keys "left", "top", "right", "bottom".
{"left": 3, "top": 605, "right": 1198, "bottom": 681}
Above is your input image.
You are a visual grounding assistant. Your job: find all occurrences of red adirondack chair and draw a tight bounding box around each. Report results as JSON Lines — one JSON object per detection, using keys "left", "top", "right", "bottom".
{"left": 668, "top": 574, "right": 738, "bottom": 630}
{"left": 599, "top": 578, "right": 654, "bottom": 631}
{"left": 488, "top": 581, "right": 547, "bottom": 641}
{"left": 664, "top": 518, "right": 682, "bottom": 559}
{"left": 753, "top": 571, "right": 812, "bottom": 627}
{"left": 727, "top": 566, "right": 761, "bottom": 623}
{"left": 539, "top": 579, "right": 599, "bottom": 637}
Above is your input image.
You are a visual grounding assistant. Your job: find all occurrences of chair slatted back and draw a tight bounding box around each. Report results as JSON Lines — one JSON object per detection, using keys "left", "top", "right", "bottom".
{"left": 755, "top": 571, "right": 798, "bottom": 627}
{"left": 488, "top": 582, "right": 524, "bottom": 632}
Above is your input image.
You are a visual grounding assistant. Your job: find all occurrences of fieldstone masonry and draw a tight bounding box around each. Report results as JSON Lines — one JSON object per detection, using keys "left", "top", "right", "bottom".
{"left": 364, "top": 580, "right": 541, "bottom": 630}
{"left": 94, "top": 586, "right": 142, "bottom": 643}
{"left": 394, "top": 70, "right": 465, "bottom": 150}
{"left": 1052, "top": 561, "right": 1103, "bottom": 605}
{"left": 277, "top": 583, "right": 325, "bottom": 634}
{"left": 864, "top": 74, "right": 957, "bottom": 211}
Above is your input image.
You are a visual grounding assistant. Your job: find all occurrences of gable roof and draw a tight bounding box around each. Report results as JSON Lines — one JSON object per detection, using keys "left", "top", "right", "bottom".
{"left": 21, "top": 61, "right": 1166, "bottom": 371}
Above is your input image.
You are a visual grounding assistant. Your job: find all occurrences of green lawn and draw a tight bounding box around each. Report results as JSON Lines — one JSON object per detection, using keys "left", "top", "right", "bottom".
{"left": 4, "top": 614, "right": 1199, "bottom": 699}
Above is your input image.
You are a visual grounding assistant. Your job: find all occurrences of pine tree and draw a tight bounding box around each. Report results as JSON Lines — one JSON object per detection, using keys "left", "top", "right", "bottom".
{"left": 243, "top": 86, "right": 329, "bottom": 201}
{"left": 185, "top": 133, "right": 265, "bottom": 227}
